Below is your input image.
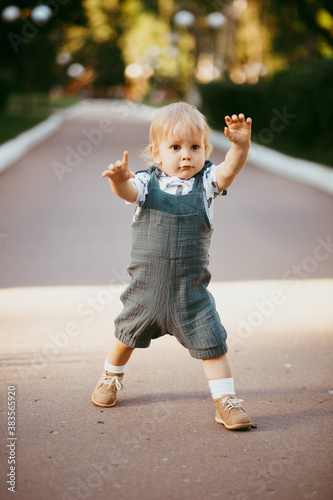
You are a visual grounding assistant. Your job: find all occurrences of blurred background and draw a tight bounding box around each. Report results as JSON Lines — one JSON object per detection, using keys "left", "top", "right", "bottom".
{"left": 1, "top": 0, "right": 333, "bottom": 166}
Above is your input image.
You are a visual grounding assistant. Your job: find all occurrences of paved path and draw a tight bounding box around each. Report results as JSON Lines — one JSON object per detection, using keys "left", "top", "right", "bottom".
{"left": 0, "top": 100, "right": 332, "bottom": 287}
{"left": 0, "top": 100, "right": 332, "bottom": 500}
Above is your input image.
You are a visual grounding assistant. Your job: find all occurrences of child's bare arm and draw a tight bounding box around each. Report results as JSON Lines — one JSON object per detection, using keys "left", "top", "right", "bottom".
{"left": 215, "top": 114, "right": 252, "bottom": 191}
{"left": 101, "top": 151, "right": 138, "bottom": 203}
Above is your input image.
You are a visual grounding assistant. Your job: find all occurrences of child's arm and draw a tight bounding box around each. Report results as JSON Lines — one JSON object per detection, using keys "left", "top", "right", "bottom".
{"left": 101, "top": 151, "right": 138, "bottom": 203}
{"left": 215, "top": 114, "right": 252, "bottom": 191}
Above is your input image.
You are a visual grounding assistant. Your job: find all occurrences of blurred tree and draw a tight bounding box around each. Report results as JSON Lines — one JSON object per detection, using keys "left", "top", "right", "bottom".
{"left": 130, "top": 0, "right": 236, "bottom": 95}
{"left": 230, "top": 0, "right": 285, "bottom": 83}
{"left": 0, "top": 1, "right": 86, "bottom": 110}
{"left": 261, "top": 0, "right": 333, "bottom": 65}
{"left": 63, "top": 0, "right": 126, "bottom": 94}
{"left": 224, "top": 0, "right": 333, "bottom": 85}
{"left": 142, "top": 0, "right": 234, "bottom": 17}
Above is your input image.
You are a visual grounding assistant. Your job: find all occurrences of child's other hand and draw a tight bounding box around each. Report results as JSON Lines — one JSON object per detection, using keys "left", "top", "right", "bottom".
{"left": 224, "top": 114, "right": 252, "bottom": 146}
{"left": 101, "top": 151, "right": 135, "bottom": 183}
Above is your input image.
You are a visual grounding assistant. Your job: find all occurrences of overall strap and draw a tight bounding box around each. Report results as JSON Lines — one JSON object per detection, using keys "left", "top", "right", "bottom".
{"left": 135, "top": 166, "right": 162, "bottom": 189}
{"left": 201, "top": 159, "right": 213, "bottom": 172}
{"left": 192, "top": 160, "right": 213, "bottom": 192}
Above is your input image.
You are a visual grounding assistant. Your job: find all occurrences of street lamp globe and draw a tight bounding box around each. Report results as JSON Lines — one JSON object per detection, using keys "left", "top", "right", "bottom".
{"left": 125, "top": 63, "right": 144, "bottom": 79}
{"left": 56, "top": 52, "right": 72, "bottom": 66}
{"left": 1, "top": 5, "right": 21, "bottom": 22}
{"left": 206, "top": 12, "right": 226, "bottom": 29}
{"left": 31, "top": 5, "right": 53, "bottom": 26}
{"left": 67, "top": 63, "right": 85, "bottom": 78}
{"left": 173, "top": 10, "right": 195, "bottom": 28}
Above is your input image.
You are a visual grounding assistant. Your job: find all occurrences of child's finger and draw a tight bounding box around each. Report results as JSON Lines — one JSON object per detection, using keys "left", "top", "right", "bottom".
{"left": 122, "top": 151, "right": 129, "bottom": 167}
{"left": 225, "top": 115, "right": 231, "bottom": 124}
{"left": 224, "top": 126, "right": 231, "bottom": 139}
{"left": 246, "top": 117, "right": 252, "bottom": 124}
{"left": 102, "top": 163, "right": 114, "bottom": 177}
{"left": 238, "top": 114, "right": 245, "bottom": 122}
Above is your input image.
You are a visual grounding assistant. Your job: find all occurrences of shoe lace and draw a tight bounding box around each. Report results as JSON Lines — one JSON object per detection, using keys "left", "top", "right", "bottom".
{"left": 100, "top": 374, "right": 125, "bottom": 391}
{"left": 221, "top": 396, "right": 244, "bottom": 411}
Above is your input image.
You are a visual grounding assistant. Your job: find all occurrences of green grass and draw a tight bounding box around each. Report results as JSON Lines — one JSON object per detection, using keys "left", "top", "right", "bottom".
{"left": 253, "top": 137, "right": 333, "bottom": 168}
{"left": 49, "top": 95, "right": 81, "bottom": 109}
{"left": 0, "top": 93, "right": 81, "bottom": 145}
{"left": 212, "top": 120, "right": 333, "bottom": 168}
{"left": 0, "top": 115, "right": 46, "bottom": 144}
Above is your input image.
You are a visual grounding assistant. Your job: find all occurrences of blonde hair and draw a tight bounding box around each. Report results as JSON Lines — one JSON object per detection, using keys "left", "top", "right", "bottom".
{"left": 141, "top": 102, "right": 213, "bottom": 166}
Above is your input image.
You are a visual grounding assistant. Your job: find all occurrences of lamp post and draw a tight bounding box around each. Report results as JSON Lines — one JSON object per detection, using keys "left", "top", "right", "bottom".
{"left": 172, "top": 9, "right": 228, "bottom": 90}
{"left": 172, "top": 10, "right": 197, "bottom": 95}
{"left": 205, "top": 12, "right": 227, "bottom": 77}
{"left": 1, "top": 4, "right": 54, "bottom": 113}
{"left": 1, "top": 4, "right": 53, "bottom": 27}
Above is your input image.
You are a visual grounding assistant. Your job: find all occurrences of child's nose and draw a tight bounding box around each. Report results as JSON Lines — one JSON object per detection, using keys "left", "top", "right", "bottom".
{"left": 182, "top": 149, "right": 191, "bottom": 160}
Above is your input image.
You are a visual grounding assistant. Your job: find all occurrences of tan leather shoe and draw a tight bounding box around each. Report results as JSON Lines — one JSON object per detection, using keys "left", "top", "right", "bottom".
{"left": 215, "top": 395, "right": 252, "bottom": 430}
{"left": 92, "top": 370, "right": 125, "bottom": 408}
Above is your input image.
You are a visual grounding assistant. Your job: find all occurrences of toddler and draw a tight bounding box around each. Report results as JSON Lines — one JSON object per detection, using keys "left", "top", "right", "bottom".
{"left": 92, "top": 102, "right": 252, "bottom": 430}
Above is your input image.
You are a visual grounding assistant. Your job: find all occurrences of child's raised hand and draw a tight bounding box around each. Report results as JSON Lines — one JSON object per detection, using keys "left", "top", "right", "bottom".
{"left": 224, "top": 114, "right": 252, "bottom": 146}
{"left": 101, "top": 151, "right": 135, "bottom": 183}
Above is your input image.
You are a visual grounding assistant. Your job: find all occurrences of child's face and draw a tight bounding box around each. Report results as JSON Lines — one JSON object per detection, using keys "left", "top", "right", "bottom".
{"left": 151, "top": 128, "right": 206, "bottom": 180}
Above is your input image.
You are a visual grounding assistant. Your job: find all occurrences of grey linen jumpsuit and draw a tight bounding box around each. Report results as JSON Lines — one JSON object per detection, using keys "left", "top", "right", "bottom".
{"left": 114, "top": 162, "right": 228, "bottom": 359}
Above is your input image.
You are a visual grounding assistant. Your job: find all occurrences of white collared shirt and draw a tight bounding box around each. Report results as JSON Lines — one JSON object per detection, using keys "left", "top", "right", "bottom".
{"left": 127, "top": 163, "right": 226, "bottom": 225}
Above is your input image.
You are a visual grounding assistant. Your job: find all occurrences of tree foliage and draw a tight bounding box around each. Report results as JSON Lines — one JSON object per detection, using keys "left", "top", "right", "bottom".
{"left": 260, "top": 0, "right": 333, "bottom": 64}
{"left": 0, "top": 0, "right": 87, "bottom": 104}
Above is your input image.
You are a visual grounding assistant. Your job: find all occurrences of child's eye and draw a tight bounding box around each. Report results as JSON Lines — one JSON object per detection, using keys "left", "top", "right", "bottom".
{"left": 171, "top": 145, "right": 180, "bottom": 151}
{"left": 191, "top": 145, "right": 199, "bottom": 150}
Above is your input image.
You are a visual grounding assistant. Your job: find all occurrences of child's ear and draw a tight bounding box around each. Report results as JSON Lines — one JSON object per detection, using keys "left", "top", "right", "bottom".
{"left": 149, "top": 144, "right": 161, "bottom": 164}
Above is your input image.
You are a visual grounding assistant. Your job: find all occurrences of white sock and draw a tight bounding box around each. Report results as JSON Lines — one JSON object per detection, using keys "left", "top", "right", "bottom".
{"left": 104, "top": 358, "right": 127, "bottom": 374}
{"left": 208, "top": 377, "right": 235, "bottom": 400}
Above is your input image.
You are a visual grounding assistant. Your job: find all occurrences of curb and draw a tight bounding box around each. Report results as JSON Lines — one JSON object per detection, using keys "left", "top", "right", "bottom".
{"left": 127, "top": 101, "right": 333, "bottom": 196}
{"left": 1, "top": 99, "right": 333, "bottom": 196}
{"left": 0, "top": 101, "right": 89, "bottom": 175}
{"left": 211, "top": 130, "right": 333, "bottom": 196}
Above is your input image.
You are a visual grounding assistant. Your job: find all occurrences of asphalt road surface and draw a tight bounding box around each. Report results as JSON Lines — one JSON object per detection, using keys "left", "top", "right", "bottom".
{"left": 0, "top": 99, "right": 332, "bottom": 287}
{"left": 0, "top": 100, "right": 332, "bottom": 500}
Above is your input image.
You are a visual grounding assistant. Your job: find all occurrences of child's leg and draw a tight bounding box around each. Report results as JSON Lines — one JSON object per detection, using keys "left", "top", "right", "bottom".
{"left": 203, "top": 353, "right": 252, "bottom": 430}
{"left": 203, "top": 353, "right": 235, "bottom": 398}
{"left": 92, "top": 339, "right": 134, "bottom": 408}
{"left": 106, "top": 338, "right": 135, "bottom": 367}
{"left": 202, "top": 353, "right": 232, "bottom": 380}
